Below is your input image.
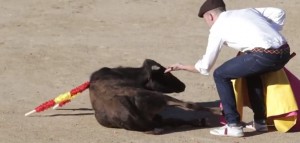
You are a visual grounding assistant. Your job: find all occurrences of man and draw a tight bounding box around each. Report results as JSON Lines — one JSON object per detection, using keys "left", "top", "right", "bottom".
{"left": 164, "top": 0, "right": 291, "bottom": 137}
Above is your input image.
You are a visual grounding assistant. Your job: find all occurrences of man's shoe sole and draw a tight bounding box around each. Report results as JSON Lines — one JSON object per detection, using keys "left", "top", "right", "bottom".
{"left": 210, "top": 130, "right": 244, "bottom": 137}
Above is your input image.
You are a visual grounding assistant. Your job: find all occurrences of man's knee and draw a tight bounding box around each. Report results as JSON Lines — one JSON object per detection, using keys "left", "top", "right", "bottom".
{"left": 213, "top": 68, "right": 226, "bottom": 80}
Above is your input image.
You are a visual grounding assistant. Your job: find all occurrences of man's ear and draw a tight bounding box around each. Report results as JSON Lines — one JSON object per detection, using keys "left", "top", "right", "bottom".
{"left": 209, "top": 13, "right": 214, "bottom": 21}
{"left": 203, "top": 12, "right": 213, "bottom": 22}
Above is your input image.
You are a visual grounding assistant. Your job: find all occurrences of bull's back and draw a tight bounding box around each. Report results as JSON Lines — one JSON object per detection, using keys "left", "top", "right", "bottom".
{"left": 89, "top": 73, "right": 147, "bottom": 129}
{"left": 90, "top": 67, "right": 116, "bottom": 82}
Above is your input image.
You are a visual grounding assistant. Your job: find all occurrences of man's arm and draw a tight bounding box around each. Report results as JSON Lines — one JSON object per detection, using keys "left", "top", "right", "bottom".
{"left": 194, "top": 33, "right": 223, "bottom": 75}
{"left": 255, "top": 7, "right": 286, "bottom": 31}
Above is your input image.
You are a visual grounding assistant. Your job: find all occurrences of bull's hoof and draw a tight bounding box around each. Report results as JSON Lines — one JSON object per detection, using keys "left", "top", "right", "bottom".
{"left": 185, "top": 102, "right": 196, "bottom": 109}
{"left": 185, "top": 103, "right": 210, "bottom": 111}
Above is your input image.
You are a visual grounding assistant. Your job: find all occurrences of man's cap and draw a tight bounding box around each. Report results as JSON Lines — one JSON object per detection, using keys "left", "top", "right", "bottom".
{"left": 198, "top": 0, "right": 226, "bottom": 18}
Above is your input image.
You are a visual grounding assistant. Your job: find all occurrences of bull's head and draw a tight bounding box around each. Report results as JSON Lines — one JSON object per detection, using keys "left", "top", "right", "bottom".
{"left": 142, "top": 59, "right": 185, "bottom": 93}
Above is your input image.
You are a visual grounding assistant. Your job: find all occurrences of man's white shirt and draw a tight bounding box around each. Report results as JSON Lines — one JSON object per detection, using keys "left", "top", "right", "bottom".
{"left": 195, "top": 7, "right": 287, "bottom": 75}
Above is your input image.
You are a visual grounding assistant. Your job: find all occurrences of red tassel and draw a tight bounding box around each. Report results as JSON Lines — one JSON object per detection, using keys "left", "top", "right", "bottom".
{"left": 70, "top": 81, "right": 90, "bottom": 95}
{"left": 35, "top": 100, "right": 56, "bottom": 112}
{"left": 58, "top": 100, "right": 71, "bottom": 107}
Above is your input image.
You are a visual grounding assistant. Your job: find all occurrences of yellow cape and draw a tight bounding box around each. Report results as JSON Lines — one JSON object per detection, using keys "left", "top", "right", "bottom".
{"left": 233, "top": 68, "right": 298, "bottom": 132}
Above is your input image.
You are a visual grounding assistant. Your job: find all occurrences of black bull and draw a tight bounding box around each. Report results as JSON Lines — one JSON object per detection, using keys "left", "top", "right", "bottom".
{"left": 89, "top": 59, "right": 218, "bottom": 133}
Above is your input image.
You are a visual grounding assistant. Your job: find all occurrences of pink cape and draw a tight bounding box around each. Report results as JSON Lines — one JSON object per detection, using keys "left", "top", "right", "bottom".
{"left": 284, "top": 68, "right": 300, "bottom": 132}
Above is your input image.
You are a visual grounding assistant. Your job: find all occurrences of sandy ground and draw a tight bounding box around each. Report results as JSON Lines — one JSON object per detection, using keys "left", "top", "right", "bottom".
{"left": 0, "top": 0, "right": 299, "bottom": 143}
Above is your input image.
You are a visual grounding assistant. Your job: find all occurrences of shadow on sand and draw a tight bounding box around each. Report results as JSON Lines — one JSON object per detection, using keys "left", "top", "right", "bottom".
{"left": 31, "top": 101, "right": 224, "bottom": 134}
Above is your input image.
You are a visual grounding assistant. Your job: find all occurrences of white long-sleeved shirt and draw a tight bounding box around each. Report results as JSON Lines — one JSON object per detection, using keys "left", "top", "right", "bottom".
{"left": 195, "top": 7, "right": 287, "bottom": 75}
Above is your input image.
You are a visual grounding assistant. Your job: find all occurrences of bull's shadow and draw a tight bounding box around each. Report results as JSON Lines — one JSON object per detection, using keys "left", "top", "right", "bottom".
{"left": 37, "top": 100, "right": 222, "bottom": 134}
{"left": 153, "top": 100, "right": 222, "bottom": 134}
{"left": 46, "top": 108, "right": 94, "bottom": 117}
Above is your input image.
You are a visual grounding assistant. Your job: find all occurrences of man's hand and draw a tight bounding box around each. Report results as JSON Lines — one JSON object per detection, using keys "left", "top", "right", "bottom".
{"left": 165, "top": 63, "right": 199, "bottom": 73}
{"left": 164, "top": 63, "right": 184, "bottom": 73}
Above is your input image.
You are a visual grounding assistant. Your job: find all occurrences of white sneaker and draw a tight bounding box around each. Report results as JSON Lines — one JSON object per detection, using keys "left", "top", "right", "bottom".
{"left": 245, "top": 121, "right": 268, "bottom": 132}
{"left": 210, "top": 124, "right": 244, "bottom": 137}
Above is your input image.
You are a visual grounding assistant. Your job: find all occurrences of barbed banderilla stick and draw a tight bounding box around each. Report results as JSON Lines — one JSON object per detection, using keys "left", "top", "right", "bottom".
{"left": 25, "top": 81, "right": 90, "bottom": 116}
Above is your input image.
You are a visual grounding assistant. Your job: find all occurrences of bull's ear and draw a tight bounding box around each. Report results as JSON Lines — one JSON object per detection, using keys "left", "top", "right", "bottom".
{"left": 142, "top": 59, "right": 165, "bottom": 75}
{"left": 143, "top": 59, "right": 156, "bottom": 66}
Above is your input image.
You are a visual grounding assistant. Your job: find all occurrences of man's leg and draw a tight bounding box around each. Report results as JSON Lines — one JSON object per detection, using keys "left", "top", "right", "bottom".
{"left": 213, "top": 54, "right": 260, "bottom": 125}
{"left": 211, "top": 51, "right": 291, "bottom": 136}
{"left": 211, "top": 53, "right": 273, "bottom": 137}
{"left": 246, "top": 75, "right": 266, "bottom": 123}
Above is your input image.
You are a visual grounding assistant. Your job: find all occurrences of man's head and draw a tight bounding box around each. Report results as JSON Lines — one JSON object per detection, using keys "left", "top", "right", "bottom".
{"left": 198, "top": 0, "right": 226, "bottom": 18}
{"left": 198, "top": 0, "right": 226, "bottom": 27}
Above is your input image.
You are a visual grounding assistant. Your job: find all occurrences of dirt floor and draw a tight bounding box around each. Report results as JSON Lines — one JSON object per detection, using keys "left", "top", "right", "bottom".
{"left": 0, "top": 0, "right": 299, "bottom": 143}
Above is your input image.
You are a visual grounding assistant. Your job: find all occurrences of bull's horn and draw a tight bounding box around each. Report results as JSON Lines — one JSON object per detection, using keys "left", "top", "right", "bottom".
{"left": 151, "top": 65, "right": 160, "bottom": 70}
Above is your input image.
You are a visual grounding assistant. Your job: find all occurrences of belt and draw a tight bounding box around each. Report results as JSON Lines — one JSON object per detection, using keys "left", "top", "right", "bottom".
{"left": 250, "top": 43, "right": 290, "bottom": 55}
